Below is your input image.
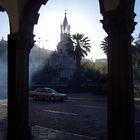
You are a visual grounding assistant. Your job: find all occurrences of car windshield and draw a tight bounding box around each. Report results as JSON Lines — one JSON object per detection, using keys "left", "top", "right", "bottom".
{"left": 44, "top": 88, "right": 57, "bottom": 93}
{"left": 35, "top": 88, "right": 58, "bottom": 93}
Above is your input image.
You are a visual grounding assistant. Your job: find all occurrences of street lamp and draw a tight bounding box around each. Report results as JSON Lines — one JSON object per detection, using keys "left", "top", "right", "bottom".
{"left": 35, "top": 37, "right": 48, "bottom": 65}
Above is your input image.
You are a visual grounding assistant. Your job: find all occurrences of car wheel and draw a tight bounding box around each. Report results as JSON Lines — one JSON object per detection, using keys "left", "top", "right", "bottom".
{"left": 50, "top": 96, "right": 55, "bottom": 102}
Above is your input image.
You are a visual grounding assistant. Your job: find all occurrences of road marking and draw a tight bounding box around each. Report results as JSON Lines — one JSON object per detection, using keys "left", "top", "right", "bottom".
{"left": 44, "top": 109, "right": 78, "bottom": 116}
{"left": 77, "top": 105, "right": 106, "bottom": 109}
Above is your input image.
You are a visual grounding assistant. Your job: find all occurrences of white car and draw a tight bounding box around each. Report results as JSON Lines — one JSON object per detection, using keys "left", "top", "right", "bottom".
{"left": 30, "top": 87, "right": 67, "bottom": 101}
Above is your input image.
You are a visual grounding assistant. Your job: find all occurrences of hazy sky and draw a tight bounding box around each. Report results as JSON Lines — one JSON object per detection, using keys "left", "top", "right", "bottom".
{"left": 0, "top": 0, "right": 140, "bottom": 60}
{"left": 34, "top": 0, "right": 107, "bottom": 60}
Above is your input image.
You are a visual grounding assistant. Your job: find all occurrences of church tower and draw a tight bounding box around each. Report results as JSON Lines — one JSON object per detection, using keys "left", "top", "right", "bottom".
{"left": 53, "top": 11, "right": 76, "bottom": 81}
{"left": 60, "top": 11, "right": 71, "bottom": 42}
{"left": 57, "top": 11, "right": 71, "bottom": 54}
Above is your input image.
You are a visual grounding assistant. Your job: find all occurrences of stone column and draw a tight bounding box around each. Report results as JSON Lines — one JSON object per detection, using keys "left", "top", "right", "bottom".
{"left": 7, "top": 33, "right": 33, "bottom": 140}
{"left": 99, "top": 1, "right": 136, "bottom": 140}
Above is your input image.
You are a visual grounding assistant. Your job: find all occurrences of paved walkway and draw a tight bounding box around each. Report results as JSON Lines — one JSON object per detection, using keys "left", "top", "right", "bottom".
{"left": 31, "top": 125, "right": 97, "bottom": 140}
{"left": 0, "top": 124, "right": 97, "bottom": 140}
{"left": 1, "top": 122, "right": 138, "bottom": 140}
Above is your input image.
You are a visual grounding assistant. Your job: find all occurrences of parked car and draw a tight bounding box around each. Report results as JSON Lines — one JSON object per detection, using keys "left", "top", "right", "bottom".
{"left": 30, "top": 87, "right": 67, "bottom": 101}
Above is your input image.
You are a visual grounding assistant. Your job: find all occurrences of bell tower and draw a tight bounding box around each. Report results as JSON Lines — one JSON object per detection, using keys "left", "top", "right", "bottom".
{"left": 60, "top": 11, "right": 71, "bottom": 41}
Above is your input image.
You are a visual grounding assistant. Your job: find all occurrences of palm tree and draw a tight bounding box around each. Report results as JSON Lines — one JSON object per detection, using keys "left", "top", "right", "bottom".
{"left": 100, "top": 36, "right": 108, "bottom": 55}
{"left": 67, "top": 33, "right": 91, "bottom": 88}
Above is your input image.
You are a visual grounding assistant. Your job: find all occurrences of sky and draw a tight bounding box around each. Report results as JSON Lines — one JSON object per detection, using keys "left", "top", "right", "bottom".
{"left": 0, "top": 0, "right": 140, "bottom": 61}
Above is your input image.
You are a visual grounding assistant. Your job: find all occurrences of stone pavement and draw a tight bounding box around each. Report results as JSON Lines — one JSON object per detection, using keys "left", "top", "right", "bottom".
{"left": 31, "top": 125, "right": 97, "bottom": 140}
{"left": 0, "top": 124, "right": 97, "bottom": 140}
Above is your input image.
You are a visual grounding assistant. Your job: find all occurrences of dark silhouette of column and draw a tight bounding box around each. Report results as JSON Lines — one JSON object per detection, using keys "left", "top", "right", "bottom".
{"left": 8, "top": 33, "right": 33, "bottom": 140}
{"left": 99, "top": 1, "right": 136, "bottom": 140}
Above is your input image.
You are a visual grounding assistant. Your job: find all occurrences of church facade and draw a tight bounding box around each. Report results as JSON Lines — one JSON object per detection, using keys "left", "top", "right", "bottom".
{"left": 47, "top": 12, "right": 76, "bottom": 85}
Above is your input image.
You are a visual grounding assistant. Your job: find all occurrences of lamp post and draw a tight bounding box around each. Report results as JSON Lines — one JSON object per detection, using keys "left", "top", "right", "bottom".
{"left": 35, "top": 37, "right": 48, "bottom": 65}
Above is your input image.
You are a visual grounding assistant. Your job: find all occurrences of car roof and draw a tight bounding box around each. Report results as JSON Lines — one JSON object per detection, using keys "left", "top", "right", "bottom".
{"left": 36, "top": 87, "right": 53, "bottom": 90}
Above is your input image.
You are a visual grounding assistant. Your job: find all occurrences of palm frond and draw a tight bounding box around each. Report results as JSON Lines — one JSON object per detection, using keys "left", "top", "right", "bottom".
{"left": 71, "top": 33, "right": 91, "bottom": 58}
{"left": 81, "top": 48, "right": 88, "bottom": 56}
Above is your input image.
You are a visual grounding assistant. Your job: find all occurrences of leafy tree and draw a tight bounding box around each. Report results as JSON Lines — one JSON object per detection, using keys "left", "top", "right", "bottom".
{"left": 132, "top": 34, "right": 140, "bottom": 81}
{"left": 81, "top": 60, "right": 100, "bottom": 81}
{"left": 67, "top": 33, "right": 91, "bottom": 87}
{"left": 79, "top": 60, "right": 108, "bottom": 93}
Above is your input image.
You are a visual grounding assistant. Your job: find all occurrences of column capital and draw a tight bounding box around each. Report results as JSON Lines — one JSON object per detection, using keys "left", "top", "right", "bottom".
{"left": 8, "top": 32, "right": 35, "bottom": 53}
{"left": 0, "top": 6, "right": 5, "bottom": 12}
{"left": 100, "top": 10, "right": 136, "bottom": 35}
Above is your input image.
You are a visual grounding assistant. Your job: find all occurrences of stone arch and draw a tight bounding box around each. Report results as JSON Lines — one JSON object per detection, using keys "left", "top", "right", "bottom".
{"left": 19, "top": 0, "right": 48, "bottom": 50}
{"left": 22, "top": 1, "right": 136, "bottom": 140}
{"left": 0, "top": 0, "right": 137, "bottom": 139}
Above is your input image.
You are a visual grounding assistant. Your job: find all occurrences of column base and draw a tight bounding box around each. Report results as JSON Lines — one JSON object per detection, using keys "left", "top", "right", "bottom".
{"left": 8, "top": 126, "right": 31, "bottom": 140}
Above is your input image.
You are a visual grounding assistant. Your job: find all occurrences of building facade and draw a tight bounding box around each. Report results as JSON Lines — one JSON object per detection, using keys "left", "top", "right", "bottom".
{"left": 48, "top": 12, "right": 76, "bottom": 84}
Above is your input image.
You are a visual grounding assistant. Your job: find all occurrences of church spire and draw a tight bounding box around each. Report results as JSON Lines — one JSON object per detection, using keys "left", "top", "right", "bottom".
{"left": 58, "top": 11, "right": 71, "bottom": 52}
{"left": 63, "top": 10, "right": 68, "bottom": 30}
{"left": 61, "top": 11, "right": 70, "bottom": 34}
